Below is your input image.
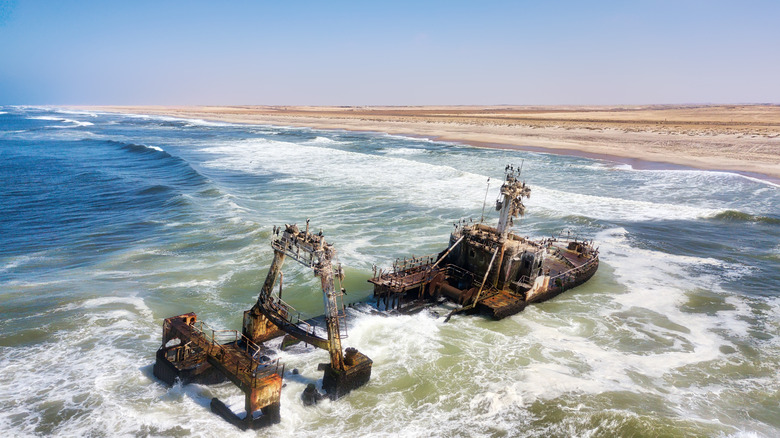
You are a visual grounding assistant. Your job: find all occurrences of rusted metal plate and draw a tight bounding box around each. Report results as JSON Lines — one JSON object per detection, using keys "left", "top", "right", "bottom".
{"left": 154, "top": 314, "right": 284, "bottom": 428}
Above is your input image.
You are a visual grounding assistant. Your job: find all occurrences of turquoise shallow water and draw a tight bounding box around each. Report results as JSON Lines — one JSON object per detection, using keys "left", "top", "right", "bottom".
{"left": 1, "top": 106, "right": 779, "bottom": 437}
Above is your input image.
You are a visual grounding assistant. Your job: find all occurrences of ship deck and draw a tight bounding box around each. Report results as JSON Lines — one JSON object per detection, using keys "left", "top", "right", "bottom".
{"left": 477, "top": 289, "right": 527, "bottom": 319}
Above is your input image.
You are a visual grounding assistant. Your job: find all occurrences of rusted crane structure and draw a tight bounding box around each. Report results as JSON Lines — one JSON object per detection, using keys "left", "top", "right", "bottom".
{"left": 242, "top": 221, "right": 372, "bottom": 398}
{"left": 153, "top": 221, "right": 371, "bottom": 429}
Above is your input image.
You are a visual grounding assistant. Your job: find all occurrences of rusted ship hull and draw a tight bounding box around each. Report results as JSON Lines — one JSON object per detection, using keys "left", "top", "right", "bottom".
{"left": 476, "top": 256, "right": 599, "bottom": 319}
{"left": 369, "top": 166, "right": 600, "bottom": 320}
{"left": 370, "top": 234, "right": 599, "bottom": 320}
{"left": 527, "top": 257, "right": 599, "bottom": 304}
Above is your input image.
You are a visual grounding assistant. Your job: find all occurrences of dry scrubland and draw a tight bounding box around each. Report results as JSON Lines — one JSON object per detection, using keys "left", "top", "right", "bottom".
{"left": 82, "top": 105, "right": 780, "bottom": 181}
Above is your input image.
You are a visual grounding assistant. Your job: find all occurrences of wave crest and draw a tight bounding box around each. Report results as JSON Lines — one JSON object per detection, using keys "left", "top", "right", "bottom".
{"left": 709, "top": 210, "right": 780, "bottom": 225}
{"left": 102, "top": 140, "right": 170, "bottom": 157}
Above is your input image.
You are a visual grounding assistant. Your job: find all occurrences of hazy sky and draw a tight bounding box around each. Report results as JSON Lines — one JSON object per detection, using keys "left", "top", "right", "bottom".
{"left": 1, "top": 0, "right": 778, "bottom": 105}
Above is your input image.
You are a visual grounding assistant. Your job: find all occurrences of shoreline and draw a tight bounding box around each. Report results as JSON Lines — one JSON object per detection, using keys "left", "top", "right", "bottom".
{"left": 71, "top": 105, "right": 780, "bottom": 184}
{"left": 459, "top": 140, "right": 780, "bottom": 185}
{"left": 384, "top": 132, "right": 780, "bottom": 185}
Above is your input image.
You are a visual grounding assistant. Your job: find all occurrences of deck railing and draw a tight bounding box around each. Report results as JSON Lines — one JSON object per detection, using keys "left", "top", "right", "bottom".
{"left": 549, "top": 256, "right": 599, "bottom": 284}
{"left": 188, "top": 320, "right": 284, "bottom": 386}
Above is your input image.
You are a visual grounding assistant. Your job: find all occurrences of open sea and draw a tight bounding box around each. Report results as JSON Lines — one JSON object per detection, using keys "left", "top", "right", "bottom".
{"left": 1, "top": 106, "right": 779, "bottom": 437}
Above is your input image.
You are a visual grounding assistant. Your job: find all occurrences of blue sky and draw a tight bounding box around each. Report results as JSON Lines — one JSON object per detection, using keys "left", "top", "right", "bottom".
{"left": 1, "top": 0, "right": 778, "bottom": 105}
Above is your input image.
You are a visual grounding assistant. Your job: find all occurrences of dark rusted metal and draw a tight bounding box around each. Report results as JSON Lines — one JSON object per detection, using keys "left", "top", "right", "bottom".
{"left": 154, "top": 220, "right": 374, "bottom": 428}
{"left": 242, "top": 222, "right": 372, "bottom": 400}
{"left": 153, "top": 313, "right": 283, "bottom": 430}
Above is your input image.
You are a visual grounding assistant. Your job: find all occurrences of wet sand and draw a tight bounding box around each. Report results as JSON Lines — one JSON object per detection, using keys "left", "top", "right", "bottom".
{"left": 76, "top": 105, "right": 780, "bottom": 183}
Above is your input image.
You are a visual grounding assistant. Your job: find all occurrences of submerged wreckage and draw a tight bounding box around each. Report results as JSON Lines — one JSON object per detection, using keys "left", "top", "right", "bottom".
{"left": 153, "top": 221, "right": 371, "bottom": 430}
{"left": 152, "top": 165, "right": 598, "bottom": 428}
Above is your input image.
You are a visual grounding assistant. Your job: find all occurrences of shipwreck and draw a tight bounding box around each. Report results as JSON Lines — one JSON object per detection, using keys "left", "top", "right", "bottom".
{"left": 151, "top": 165, "right": 598, "bottom": 428}
{"left": 369, "top": 165, "right": 599, "bottom": 319}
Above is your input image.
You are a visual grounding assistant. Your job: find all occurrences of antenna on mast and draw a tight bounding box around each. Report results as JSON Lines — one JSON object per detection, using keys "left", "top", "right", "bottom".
{"left": 480, "top": 177, "right": 491, "bottom": 223}
{"left": 495, "top": 163, "right": 531, "bottom": 239}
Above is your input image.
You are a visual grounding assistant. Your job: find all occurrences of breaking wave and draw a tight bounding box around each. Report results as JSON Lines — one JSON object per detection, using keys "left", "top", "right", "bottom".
{"left": 111, "top": 140, "right": 167, "bottom": 155}
{"left": 28, "top": 115, "right": 94, "bottom": 127}
{"left": 709, "top": 210, "right": 780, "bottom": 225}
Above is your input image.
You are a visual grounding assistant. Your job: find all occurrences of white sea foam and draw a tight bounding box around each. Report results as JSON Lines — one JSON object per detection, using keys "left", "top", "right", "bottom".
{"left": 27, "top": 115, "right": 94, "bottom": 127}
{"left": 529, "top": 185, "right": 722, "bottom": 221}
{"left": 0, "top": 292, "right": 170, "bottom": 436}
{"left": 380, "top": 147, "right": 424, "bottom": 156}
{"left": 113, "top": 113, "right": 239, "bottom": 128}
{"left": 199, "top": 136, "right": 741, "bottom": 223}
{"left": 380, "top": 132, "right": 438, "bottom": 143}
{"left": 54, "top": 109, "right": 99, "bottom": 117}
{"left": 726, "top": 433, "right": 763, "bottom": 438}
{"left": 591, "top": 228, "right": 752, "bottom": 368}
{"left": 182, "top": 118, "right": 239, "bottom": 128}
{"left": 735, "top": 173, "right": 780, "bottom": 188}
{"left": 126, "top": 142, "right": 165, "bottom": 153}
{"left": 574, "top": 161, "right": 633, "bottom": 171}
{"left": 611, "top": 165, "right": 780, "bottom": 189}
{"left": 1, "top": 255, "right": 34, "bottom": 273}
{"left": 18, "top": 129, "right": 98, "bottom": 142}
{"left": 120, "top": 113, "right": 152, "bottom": 120}
{"left": 304, "top": 136, "right": 342, "bottom": 145}
{"left": 60, "top": 120, "right": 94, "bottom": 127}
{"left": 164, "top": 279, "right": 220, "bottom": 289}
{"left": 2, "top": 234, "right": 773, "bottom": 437}
{"left": 0, "top": 252, "right": 57, "bottom": 275}
{"left": 667, "top": 168, "right": 779, "bottom": 189}
{"left": 53, "top": 295, "right": 153, "bottom": 319}
{"left": 199, "top": 137, "right": 495, "bottom": 211}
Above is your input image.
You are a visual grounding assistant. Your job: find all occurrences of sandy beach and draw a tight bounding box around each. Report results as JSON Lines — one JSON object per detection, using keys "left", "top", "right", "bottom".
{"left": 79, "top": 105, "right": 780, "bottom": 182}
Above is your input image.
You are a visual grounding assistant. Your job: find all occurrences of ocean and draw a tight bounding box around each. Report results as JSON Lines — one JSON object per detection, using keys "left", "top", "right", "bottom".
{"left": 1, "top": 106, "right": 779, "bottom": 437}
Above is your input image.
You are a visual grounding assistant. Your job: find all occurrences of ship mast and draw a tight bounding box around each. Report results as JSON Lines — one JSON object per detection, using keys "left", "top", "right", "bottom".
{"left": 495, "top": 164, "right": 531, "bottom": 240}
